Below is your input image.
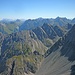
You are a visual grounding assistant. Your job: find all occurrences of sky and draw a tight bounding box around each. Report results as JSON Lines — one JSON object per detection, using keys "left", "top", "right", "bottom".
{"left": 0, "top": 0, "right": 75, "bottom": 19}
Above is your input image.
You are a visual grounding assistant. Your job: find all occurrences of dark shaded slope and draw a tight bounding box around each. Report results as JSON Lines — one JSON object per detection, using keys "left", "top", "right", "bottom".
{"left": 0, "top": 32, "right": 5, "bottom": 55}
{"left": 71, "top": 65, "right": 75, "bottom": 75}
{"left": 36, "top": 24, "right": 75, "bottom": 75}
{"left": 32, "top": 23, "right": 67, "bottom": 47}
{"left": 42, "top": 23, "right": 58, "bottom": 39}
{"left": 32, "top": 26, "right": 48, "bottom": 41}
{"left": 54, "top": 25, "right": 66, "bottom": 37}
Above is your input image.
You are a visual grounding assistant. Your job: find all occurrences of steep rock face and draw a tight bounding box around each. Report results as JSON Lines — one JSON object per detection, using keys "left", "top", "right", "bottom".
{"left": 66, "top": 23, "right": 72, "bottom": 30}
{"left": 54, "top": 25, "right": 66, "bottom": 37}
{"left": 71, "top": 18, "right": 75, "bottom": 24}
{"left": 41, "top": 23, "right": 58, "bottom": 39}
{"left": 35, "top": 25, "right": 75, "bottom": 75}
{"left": 0, "top": 32, "right": 4, "bottom": 55}
{"left": 32, "top": 23, "right": 67, "bottom": 47}
{"left": 0, "top": 32, "right": 4, "bottom": 45}
{"left": 32, "top": 27, "right": 48, "bottom": 41}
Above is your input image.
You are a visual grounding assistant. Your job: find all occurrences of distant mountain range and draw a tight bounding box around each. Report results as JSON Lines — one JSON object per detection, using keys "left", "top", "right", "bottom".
{"left": 19, "top": 17, "right": 74, "bottom": 31}
{"left": 0, "top": 19, "right": 24, "bottom": 34}
{"left": 0, "top": 17, "right": 74, "bottom": 34}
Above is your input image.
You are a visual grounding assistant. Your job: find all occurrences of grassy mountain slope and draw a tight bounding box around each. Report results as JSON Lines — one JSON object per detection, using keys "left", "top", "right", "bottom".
{"left": 0, "top": 20, "right": 24, "bottom": 34}
{"left": 0, "top": 30, "right": 47, "bottom": 75}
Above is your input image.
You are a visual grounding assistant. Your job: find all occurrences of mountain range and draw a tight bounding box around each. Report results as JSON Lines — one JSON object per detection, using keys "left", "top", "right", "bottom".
{"left": 19, "top": 17, "right": 73, "bottom": 31}
{"left": 0, "top": 17, "right": 75, "bottom": 75}
{"left": 0, "top": 17, "right": 74, "bottom": 34}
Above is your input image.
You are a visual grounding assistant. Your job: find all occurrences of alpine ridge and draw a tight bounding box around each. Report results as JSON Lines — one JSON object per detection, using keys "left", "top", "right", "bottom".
{"left": 35, "top": 24, "right": 75, "bottom": 75}
{"left": 0, "top": 18, "right": 74, "bottom": 75}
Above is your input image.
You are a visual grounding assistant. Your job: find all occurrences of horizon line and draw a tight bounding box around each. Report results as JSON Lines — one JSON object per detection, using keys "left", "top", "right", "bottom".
{"left": 0, "top": 16, "right": 74, "bottom": 20}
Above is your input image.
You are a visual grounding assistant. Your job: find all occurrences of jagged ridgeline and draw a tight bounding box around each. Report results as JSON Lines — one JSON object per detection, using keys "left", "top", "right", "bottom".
{"left": 0, "top": 17, "right": 74, "bottom": 34}
{"left": 19, "top": 17, "right": 74, "bottom": 30}
{"left": 35, "top": 24, "right": 75, "bottom": 75}
{"left": 0, "top": 17, "right": 74, "bottom": 75}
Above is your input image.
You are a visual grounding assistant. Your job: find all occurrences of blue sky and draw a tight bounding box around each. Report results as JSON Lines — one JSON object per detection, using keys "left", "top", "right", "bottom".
{"left": 0, "top": 0, "right": 75, "bottom": 19}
